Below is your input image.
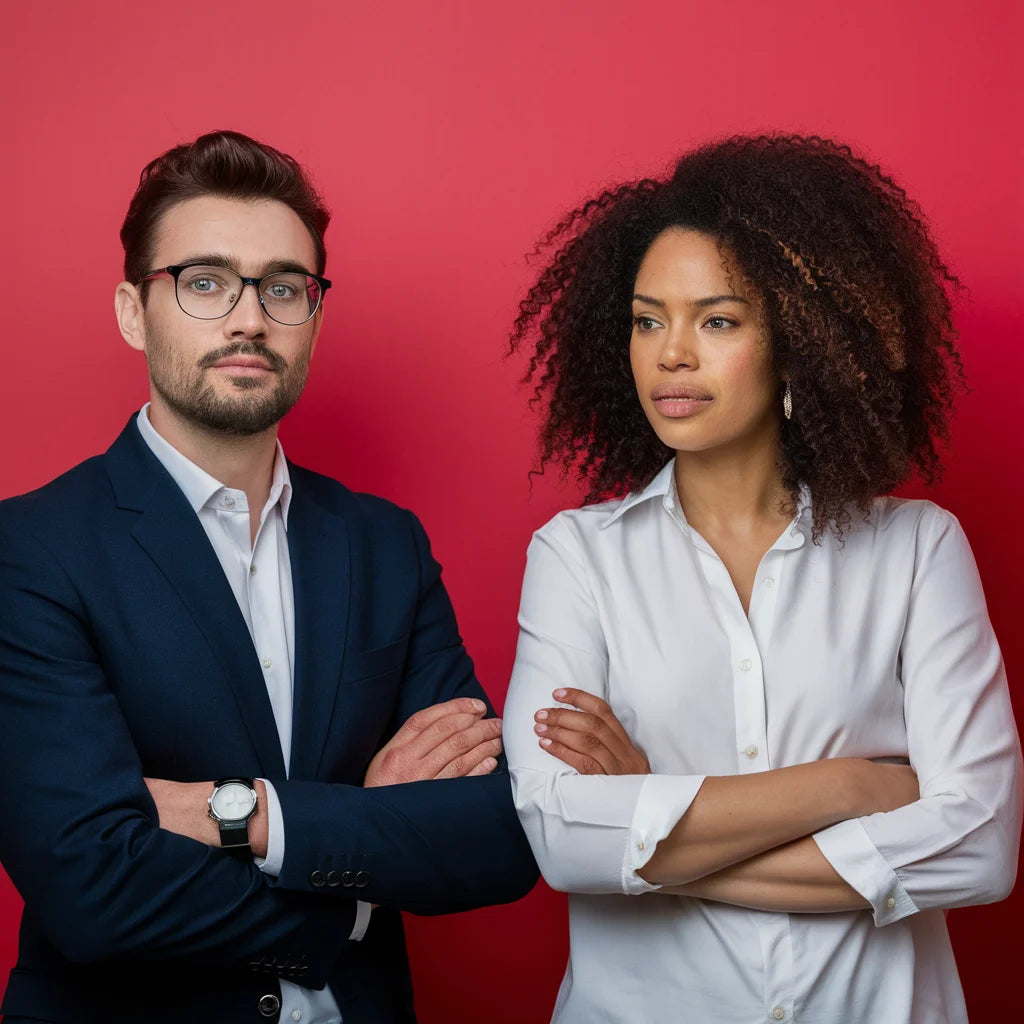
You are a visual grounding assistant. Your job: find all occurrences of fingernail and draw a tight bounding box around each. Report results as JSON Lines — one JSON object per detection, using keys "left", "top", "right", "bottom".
{"left": 470, "top": 699, "right": 486, "bottom": 712}
{"left": 534, "top": 723, "right": 548, "bottom": 734}
{"left": 539, "top": 738, "right": 552, "bottom": 748}
{"left": 553, "top": 689, "right": 568, "bottom": 699}
{"left": 535, "top": 710, "right": 548, "bottom": 721}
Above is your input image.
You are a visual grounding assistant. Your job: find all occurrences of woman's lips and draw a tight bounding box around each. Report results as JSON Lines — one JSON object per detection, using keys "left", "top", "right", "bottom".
{"left": 651, "top": 384, "right": 712, "bottom": 417}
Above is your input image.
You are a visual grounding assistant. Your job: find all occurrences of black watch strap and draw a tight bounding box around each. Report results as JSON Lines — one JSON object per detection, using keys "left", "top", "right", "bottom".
{"left": 209, "top": 777, "right": 257, "bottom": 859}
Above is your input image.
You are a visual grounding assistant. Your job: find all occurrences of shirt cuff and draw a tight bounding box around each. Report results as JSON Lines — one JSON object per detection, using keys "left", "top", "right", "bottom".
{"left": 349, "top": 901, "right": 373, "bottom": 941}
{"left": 254, "top": 778, "right": 284, "bottom": 877}
{"left": 623, "top": 773, "right": 706, "bottom": 894}
{"left": 813, "top": 817, "right": 918, "bottom": 926}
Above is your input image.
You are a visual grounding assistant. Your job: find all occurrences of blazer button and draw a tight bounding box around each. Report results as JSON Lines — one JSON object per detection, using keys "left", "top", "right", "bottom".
{"left": 326, "top": 870, "right": 341, "bottom": 887}
{"left": 340, "top": 871, "right": 355, "bottom": 887}
{"left": 354, "top": 870, "right": 370, "bottom": 888}
{"left": 258, "top": 993, "right": 281, "bottom": 1017}
{"left": 310, "top": 870, "right": 327, "bottom": 888}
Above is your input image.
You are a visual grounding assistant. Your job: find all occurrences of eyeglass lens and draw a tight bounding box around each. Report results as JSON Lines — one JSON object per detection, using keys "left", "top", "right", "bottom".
{"left": 175, "top": 266, "right": 323, "bottom": 325}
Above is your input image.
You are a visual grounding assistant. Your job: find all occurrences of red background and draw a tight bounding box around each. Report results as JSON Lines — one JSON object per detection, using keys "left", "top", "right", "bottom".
{"left": 2, "top": 0, "right": 1021, "bottom": 1019}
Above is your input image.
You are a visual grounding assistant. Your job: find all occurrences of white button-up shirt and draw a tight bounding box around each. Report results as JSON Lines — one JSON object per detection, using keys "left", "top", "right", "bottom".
{"left": 137, "top": 407, "right": 356, "bottom": 1024}
{"left": 505, "top": 461, "right": 1022, "bottom": 1023}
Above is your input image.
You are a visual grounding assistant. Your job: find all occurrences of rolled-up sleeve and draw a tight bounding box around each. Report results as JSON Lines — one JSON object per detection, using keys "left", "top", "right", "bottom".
{"left": 814, "top": 507, "right": 1022, "bottom": 924}
{"left": 504, "top": 518, "right": 705, "bottom": 895}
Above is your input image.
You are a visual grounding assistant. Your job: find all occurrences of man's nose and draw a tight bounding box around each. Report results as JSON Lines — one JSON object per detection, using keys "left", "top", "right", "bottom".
{"left": 223, "top": 282, "right": 268, "bottom": 335}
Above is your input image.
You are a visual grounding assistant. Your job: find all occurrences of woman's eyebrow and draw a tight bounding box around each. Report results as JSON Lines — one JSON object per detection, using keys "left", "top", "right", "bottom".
{"left": 632, "top": 293, "right": 749, "bottom": 308}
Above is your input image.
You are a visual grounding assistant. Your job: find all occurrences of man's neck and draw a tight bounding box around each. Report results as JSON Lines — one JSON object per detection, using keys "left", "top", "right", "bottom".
{"left": 147, "top": 401, "right": 279, "bottom": 519}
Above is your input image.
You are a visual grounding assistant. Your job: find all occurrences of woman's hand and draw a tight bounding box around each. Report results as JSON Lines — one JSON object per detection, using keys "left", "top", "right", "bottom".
{"left": 535, "top": 687, "right": 650, "bottom": 775}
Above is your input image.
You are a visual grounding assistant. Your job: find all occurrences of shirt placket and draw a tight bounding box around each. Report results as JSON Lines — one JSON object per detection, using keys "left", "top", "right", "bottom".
{"left": 688, "top": 524, "right": 801, "bottom": 1023}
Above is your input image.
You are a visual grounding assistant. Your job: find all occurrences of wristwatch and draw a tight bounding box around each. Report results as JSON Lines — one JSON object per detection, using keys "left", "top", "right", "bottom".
{"left": 208, "top": 777, "right": 258, "bottom": 857}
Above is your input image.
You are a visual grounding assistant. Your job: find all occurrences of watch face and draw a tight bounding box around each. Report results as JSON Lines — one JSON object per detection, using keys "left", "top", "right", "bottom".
{"left": 210, "top": 782, "right": 256, "bottom": 823}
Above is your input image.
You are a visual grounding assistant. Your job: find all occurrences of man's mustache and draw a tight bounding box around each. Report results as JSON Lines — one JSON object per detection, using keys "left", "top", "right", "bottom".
{"left": 197, "top": 342, "right": 287, "bottom": 372}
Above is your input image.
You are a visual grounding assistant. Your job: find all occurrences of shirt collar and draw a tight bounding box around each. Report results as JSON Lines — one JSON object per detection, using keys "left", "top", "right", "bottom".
{"left": 599, "top": 461, "right": 677, "bottom": 529}
{"left": 135, "top": 404, "right": 292, "bottom": 527}
{"left": 599, "top": 459, "right": 812, "bottom": 545}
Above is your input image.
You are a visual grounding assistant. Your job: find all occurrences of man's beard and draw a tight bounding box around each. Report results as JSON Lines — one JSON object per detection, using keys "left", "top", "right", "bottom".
{"left": 149, "top": 338, "right": 311, "bottom": 436}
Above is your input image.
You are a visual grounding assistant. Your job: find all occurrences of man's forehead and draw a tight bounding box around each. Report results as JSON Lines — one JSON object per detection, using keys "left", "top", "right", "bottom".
{"left": 151, "top": 195, "right": 317, "bottom": 271}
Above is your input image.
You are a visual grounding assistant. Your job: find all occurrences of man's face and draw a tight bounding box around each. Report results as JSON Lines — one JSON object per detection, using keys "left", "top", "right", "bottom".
{"left": 131, "top": 195, "right": 322, "bottom": 436}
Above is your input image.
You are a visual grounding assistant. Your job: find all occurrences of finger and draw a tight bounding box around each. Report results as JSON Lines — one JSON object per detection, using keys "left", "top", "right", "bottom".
{"left": 406, "top": 708, "right": 496, "bottom": 760}
{"left": 466, "top": 756, "right": 499, "bottom": 777}
{"left": 536, "top": 708, "right": 621, "bottom": 750}
{"left": 535, "top": 721, "right": 617, "bottom": 773}
{"left": 433, "top": 736, "right": 504, "bottom": 779}
{"left": 391, "top": 697, "right": 488, "bottom": 739}
{"left": 421, "top": 717, "right": 503, "bottom": 774}
{"left": 549, "top": 688, "right": 636, "bottom": 748}
{"left": 538, "top": 736, "right": 607, "bottom": 776}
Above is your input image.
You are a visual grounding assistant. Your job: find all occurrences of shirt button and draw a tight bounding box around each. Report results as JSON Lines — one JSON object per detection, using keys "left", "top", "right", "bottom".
{"left": 763, "top": 576, "right": 775, "bottom": 588}
{"left": 739, "top": 658, "right": 752, "bottom": 672}
{"left": 886, "top": 894, "right": 896, "bottom": 909}
{"left": 222, "top": 495, "right": 236, "bottom": 508}
{"left": 772, "top": 1008, "right": 786, "bottom": 1021}
{"left": 262, "top": 657, "right": 272, "bottom": 669}
{"left": 291, "top": 1012, "right": 303, "bottom": 1022}
{"left": 637, "top": 840, "right": 645, "bottom": 851}
{"left": 744, "top": 744, "right": 759, "bottom": 759}
{"left": 249, "top": 563, "right": 257, "bottom": 575}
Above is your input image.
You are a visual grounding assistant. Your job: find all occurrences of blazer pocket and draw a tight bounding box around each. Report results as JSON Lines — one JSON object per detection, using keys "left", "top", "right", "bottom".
{"left": 342, "top": 636, "right": 409, "bottom": 683}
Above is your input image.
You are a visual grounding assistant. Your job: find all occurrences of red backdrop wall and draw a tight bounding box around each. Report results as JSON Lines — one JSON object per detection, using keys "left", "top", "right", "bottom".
{"left": 2, "top": 1, "right": 1021, "bottom": 1019}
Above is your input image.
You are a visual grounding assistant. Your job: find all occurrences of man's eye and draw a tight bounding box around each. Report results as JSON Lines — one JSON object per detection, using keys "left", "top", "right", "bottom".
{"left": 190, "top": 278, "right": 217, "bottom": 293}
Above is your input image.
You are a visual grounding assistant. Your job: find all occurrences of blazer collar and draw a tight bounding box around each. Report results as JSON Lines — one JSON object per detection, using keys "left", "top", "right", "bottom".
{"left": 103, "top": 416, "right": 287, "bottom": 778}
{"left": 285, "top": 465, "right": 351, "bottom": 780}
{"left": 104, "top": 416, "right": 352, "bottom": 780}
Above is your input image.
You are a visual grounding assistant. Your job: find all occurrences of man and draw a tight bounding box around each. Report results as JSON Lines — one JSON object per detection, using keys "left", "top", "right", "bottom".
{"left": 0, "top": 130, "right": 536, "bottom": 1023}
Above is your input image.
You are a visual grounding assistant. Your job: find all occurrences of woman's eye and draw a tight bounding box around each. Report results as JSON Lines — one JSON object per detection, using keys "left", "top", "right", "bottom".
{"left": 704, "top": 315, "right": 736, "bottom": 330}
{"left": 633, "top": 315, "right": 659, "bottom": 331}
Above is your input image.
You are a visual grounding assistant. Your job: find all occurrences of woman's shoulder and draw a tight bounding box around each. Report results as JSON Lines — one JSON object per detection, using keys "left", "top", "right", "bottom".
{"left": 864, "top": 495, "right": 960, "bottom": 534}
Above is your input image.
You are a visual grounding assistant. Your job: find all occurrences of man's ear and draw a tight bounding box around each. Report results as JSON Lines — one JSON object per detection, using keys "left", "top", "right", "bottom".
{"left": 115, "top": 281, "right": 147, "bottom": 352}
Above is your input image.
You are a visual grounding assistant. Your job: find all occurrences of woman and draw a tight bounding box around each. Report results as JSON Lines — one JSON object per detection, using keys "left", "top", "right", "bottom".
{"left": 503, "top": 136, "right": 1022, "bottom": 1023}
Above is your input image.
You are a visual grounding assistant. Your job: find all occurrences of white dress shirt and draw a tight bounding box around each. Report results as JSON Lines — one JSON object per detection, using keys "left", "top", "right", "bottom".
{"left": 137, "top": 406, "right": 367, "bottom": 1024}
{"left": 505, "top": 461, "right": 1022, "bottom": 1024}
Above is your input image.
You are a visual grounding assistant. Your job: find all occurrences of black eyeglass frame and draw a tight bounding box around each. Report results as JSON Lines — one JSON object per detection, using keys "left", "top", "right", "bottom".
{"left": 139, "top": 263, "right": 332, "bottom": 326}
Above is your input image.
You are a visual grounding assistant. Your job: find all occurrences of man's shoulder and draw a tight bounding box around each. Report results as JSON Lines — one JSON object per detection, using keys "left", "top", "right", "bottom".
{"left": 288, "top": 462, "right": 422, "bottom": 536}
{"left": 0, "top": 453, "right": 112, "bottom": 527}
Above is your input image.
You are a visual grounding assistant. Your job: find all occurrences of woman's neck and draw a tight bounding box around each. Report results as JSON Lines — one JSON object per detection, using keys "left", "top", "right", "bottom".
{"left": 673, "top": 441, "right": 793, "bottom": 539}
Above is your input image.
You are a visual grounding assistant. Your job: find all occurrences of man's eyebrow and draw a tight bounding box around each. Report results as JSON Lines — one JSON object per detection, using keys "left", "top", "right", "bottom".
{"left": 175, "top": 253, "right": 314, "bottom": 276}
{"left": 632, "top": 293, "right": 749, "bottom": 308}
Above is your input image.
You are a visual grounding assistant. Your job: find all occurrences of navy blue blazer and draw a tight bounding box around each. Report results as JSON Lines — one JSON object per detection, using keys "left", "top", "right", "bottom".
{"left": 0, "top": 416, "right": 537, "bottom": 1023}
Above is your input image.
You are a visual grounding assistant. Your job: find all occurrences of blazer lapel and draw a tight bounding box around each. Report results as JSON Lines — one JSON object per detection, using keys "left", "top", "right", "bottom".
{"left": 286, "top": 470, "right": 350, "bottom": 780}
{"left": 104, "top": 419, "right": 287, "bottom": 778}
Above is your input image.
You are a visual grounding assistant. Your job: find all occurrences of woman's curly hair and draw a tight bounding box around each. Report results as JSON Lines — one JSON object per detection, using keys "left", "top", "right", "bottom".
{"left": 510, "top": 134, "right": 965, "bottom": 538}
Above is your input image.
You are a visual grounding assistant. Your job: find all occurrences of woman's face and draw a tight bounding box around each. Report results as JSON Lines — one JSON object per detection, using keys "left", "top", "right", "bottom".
{"left": 630, "top": 228, "right": 778, "bottom": 458}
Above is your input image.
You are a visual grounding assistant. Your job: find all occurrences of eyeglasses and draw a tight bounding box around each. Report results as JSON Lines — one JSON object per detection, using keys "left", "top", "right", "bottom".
{"left": 140, "top": 263, "right": 332, "bottom": 326}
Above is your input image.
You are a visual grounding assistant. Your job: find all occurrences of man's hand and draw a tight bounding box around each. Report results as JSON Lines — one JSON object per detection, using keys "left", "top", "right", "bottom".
{"left": 535, "top": 688, "right": 650, "bottom": 775}
{"left": 144, "top": 778, "right": 270, "bottom": 858}
{"left": 364, "top": 697, "right": 502, "bottom": 787}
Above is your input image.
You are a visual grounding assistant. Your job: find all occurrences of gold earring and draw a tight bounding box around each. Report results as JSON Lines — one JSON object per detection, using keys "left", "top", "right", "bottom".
{"left": 783, "top": 381, "right": 793, "bottom": 420}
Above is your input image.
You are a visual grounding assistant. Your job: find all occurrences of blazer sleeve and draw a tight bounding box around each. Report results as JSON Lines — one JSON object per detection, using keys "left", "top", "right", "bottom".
{"left": 271, "top": 510, "right": 538, "bottom": 913}
{"left": 0, "top": 512, "right": 350, "bottom": 984}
